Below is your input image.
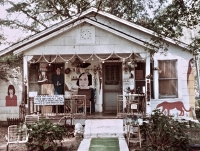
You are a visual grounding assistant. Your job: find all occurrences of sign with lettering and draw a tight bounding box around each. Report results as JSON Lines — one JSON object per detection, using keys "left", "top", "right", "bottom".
{"left": 34, "top": 95, "right": 64, "bottom": 105}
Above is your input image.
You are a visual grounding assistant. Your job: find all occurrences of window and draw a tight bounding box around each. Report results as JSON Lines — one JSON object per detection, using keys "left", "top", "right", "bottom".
{"left": 158, "top": 60, "right": 178, "bottom": 98}
{"left": 135, "top": 62, "right": 154, "bottom": 98}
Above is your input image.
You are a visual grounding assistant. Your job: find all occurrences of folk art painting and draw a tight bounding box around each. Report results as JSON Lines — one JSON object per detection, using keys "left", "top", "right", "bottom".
{"left": 5, "top": 84, "right": 17, "bottom": 106}
{"left": 156, "top": 101, "right": 191, "bottom": 116}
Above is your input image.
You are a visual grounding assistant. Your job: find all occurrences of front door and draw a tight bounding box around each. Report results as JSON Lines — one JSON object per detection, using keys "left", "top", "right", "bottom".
{"left": 103, "top": 62, "right": 122, "bottom": 113}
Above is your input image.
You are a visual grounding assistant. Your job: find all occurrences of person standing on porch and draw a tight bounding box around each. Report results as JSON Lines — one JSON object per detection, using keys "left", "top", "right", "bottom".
{"left": 52, "top": 67, "right": 64, "bottom": 112}
{"left": 76, "top": 72, "right": 95, "bottom": 113}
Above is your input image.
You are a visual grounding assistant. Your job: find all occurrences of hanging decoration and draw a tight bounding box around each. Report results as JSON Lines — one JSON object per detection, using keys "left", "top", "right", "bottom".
{"left": 94, "top": 53, "right": 114, "bottom": 62}
{"left": 76, "top": 53, "right": 93, "bottom": 62}
{"left": 70, "top": 57, "right": 91, "bottom": 68}
{"left": 28, "top": 50, "right": 139, "bottom": 66}
{"left": 114, "top": 52, "right": 133, "bottom": 60}
{"left": 58, "top": 53, "right": 76, "bottom": 63}
{"left": 42, "top": 54, "right": 58, "bottom": 64}
{"left": 71, "top": 57, "right": 82, "bottom": 67}
{"left": 79, "top": 63, "right": 91, "bottom": 68}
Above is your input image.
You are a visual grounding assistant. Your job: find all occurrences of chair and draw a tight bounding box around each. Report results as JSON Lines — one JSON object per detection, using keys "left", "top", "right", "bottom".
{"left": 130, "top": 102, "right": 138, "bottom": 113}
{"left": 71, "top": 95, "right": 87, "bottom": 115}
{"left": 127, "top": 124, "right": 142, "bottom": 148}
{"left": 6, "top": 124, "right": 29, "bottom": 151}
{"left": 117, "top": 95, "right": 125, "bottom": 114}
{"left": 126, "top": 101, "right": 138, "bottom": 114}
{"left": 25, "top": 115, "right": 39, "bottom": 125}
{"left": 126, "top": 94, "right": 139, "bottom": 114}
{"left": 78, "top": 89, "right": 92, "bottom": 114}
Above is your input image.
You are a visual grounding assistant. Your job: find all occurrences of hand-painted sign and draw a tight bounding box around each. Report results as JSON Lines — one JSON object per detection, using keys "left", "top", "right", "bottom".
{"left": 34, "top": 95, "right": 64, "bottom": 105}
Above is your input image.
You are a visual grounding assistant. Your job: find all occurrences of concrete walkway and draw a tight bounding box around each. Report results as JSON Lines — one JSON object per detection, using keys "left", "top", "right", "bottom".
{"left": 77, "top": 119, "right": 129, "bottom": 151}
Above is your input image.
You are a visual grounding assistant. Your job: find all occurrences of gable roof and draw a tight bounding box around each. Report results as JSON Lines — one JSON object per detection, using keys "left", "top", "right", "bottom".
{"left": 0, "top": 7, "right": 189, "bottom": 56}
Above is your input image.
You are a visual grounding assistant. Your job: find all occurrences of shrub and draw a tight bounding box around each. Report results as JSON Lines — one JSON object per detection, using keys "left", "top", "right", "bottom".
{"left": 187, "top": 121, "right": 200, "bottom": 145}
{"left": 141, "top": 109, "right": 190, "bottom": 151}
{"left": 195, "top": 108, "right": 200, "bottom": 118}
{"left": 26, "top": 119, "right": 65, "bottom": 151}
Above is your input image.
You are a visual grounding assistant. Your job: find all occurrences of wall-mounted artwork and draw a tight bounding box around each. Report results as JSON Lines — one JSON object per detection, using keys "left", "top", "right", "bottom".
{"left": 187, "top": 58, "right": 195, "bottom": 108}
{"left": 5, "top": 85, "right": 17, "bottom": 106}
{"left": 156, "top": 101, "right": 190, "bottom": 116}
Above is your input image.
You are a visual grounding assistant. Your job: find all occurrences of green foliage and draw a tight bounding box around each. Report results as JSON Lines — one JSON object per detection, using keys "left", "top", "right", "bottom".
{"left": 26, "top": 119, "right": 65, "bottom": 151}
{"left": 0, "top": 0, "right": 165, "bottom": 45}
{"left": 0, "top": 0, "right": 91, "bottom": 33}
{"left": 0, "top": 0, "right": 199, "bottom": 55}
{"left": 187, "top": 122, "right": 200, "bottom": 144}
{"left": 0, "top": 51, "right": 23, "bottom": 66}
{"left": 145, "top": 0, "right": 200, "bottom": 54}
{"left": 0, "top": 52, "right": 23, "bottom": 81}
{"left": 97, "top": 0, "right": 157, "bottom": 23}
{"left": 187, "top": 37, "right": 200, "bottom": 54}
{"left": 141, "top": 109, "right": 190, "bottom": 151}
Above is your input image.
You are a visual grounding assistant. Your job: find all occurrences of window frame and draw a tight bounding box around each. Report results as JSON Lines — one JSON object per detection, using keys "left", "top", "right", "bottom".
{"left": 158, "top": 59, "right": 178, "bottom": 99}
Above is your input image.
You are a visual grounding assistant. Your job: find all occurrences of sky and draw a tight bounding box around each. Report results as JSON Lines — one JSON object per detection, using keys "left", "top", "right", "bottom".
{"left": 0, "top": 2, "right": 30, "bottom": 50}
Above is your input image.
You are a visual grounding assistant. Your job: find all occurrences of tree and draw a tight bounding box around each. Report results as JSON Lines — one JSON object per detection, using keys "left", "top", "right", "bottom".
{"left": 0, "top": 0, "right": 199, "bottom": 81}
{"left": 146, "top": 0, "right": 200, "bottom": 54}
{"left": 0, "top": 0, "right": 168, "bottom": 46}
{"left": 0, "top": 0, "right": 91, "bottom": 45}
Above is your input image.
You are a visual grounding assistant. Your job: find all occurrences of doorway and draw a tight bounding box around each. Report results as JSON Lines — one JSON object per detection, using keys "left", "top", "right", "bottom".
{"left": 102, "top": 62, "right": 122, "bottom": 113}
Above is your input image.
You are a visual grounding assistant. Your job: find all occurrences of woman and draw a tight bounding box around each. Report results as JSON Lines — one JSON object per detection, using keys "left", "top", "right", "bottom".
{"left": 76, "top": 72, "right": 92, "bottom": 89}
{"left": 76, "top": 72, "right": 95, "bottom": 113}
{"left": 6, "top": 85, "right": 17, "bottom": 106}
{"left": 187, "top": 58, "right": 195, "bottom": 111}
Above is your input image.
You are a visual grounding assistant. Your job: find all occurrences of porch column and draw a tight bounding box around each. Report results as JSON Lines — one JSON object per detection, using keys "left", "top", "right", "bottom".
{"left": 153, "top": 59, "right": 159, "bottom": 99}
{"left": 145, "top": 54, "right": 151, "bottom": 114}
{"left": 23, "top": 56, "right": 33, "bottom": 113}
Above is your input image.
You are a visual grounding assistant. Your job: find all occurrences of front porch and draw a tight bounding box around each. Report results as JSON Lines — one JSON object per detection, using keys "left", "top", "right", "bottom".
{"left": 22, "top": 92, "right": 147, "bottom": 125}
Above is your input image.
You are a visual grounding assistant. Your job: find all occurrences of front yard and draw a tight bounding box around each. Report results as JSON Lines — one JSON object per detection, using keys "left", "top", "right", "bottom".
{"left": 0, "top": 115, "right": 200, "bottom": 151}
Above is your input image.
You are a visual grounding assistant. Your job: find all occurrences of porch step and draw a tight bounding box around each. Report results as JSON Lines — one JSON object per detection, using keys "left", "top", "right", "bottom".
{"left": 78, "top": 119, "right": 128, "bottom": 151}
{"left": 84, "top": 119, "right": 124, "bottom": 138}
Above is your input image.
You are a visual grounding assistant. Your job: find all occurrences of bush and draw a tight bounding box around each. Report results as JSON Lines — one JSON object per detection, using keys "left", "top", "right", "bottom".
{"left": 26, "top": 119, "right": 65, "bottom": 151}
{"left": 195, "top": 108, "right": 200, "bottom": 118}
{"left": 187, "top": 121, "right": 200, "bottom": 145}
{"left": 141, "top": 109, "right": 190, "bottom": 151}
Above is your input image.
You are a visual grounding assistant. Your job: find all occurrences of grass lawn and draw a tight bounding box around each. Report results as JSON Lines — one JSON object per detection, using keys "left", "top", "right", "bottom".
{"left": 89, "top": 137, "right": 119, "bottom": 151}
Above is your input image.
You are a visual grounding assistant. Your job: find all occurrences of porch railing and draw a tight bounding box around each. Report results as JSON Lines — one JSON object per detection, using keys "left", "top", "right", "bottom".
{"left": 117, "top": 93, "right": 146, "bottom": 117}
{"left": 28, "top": 95, "right": 89, "bottom": 117}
